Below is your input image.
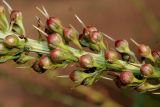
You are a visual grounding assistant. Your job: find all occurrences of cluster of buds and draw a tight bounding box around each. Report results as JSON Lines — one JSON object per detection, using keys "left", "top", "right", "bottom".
{"left": 0, "top": 1, "right": 160, "bottom": 94}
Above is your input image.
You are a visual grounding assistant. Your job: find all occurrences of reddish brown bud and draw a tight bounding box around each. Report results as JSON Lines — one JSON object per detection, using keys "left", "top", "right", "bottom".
{"left": 88, "top": 31, "right": 102, "bottom": 43}
{"left": 140, "top": 64, "right": 154, "bottom": 77}
{"left": 47, "top": 33, "right": 62, "bottom": 46}
{"left": 119, "top": 71, "right": 134, "bottom": 85}
{"left": 50, "top": 48, "right": 62, "bottom": 62}
{"left": 115, "top": 39, "right": 130, "bottom": 53}
{"left": 79, "top": 54, "right": 94, "bottom": 68}
{"left": 138, "top": 44, "right": 151, "bottom": 57}
{"left": 3, "top": 35, "right": 19, "bottom": 48}
{"left": 46, "top": 17, "right": 61, "bottom": 27}
{"left": 152, "top": 50, "right": 159, "bottom": 59}
{"left": 83, "top": 26, "right": 97, "bottom": 36}
{"left": 115, "top": 40, "right": 128, "bottom": 48}
{"left": 10, "top": 10, "right": 22, "bottom": 21}
{"left": 69, "top": 70, "right": 91, "bottom": 85}
{"left": 46, "top": 17, "right": 63, "bottom": 34}
{"left": 69, "top": 70, "right": 82, "bottom": 82}
{"left": 114, "top": 78, "right": 126, "bottom": 88}
{"left": 63, "top": 27, "right": 77, "bottom": 41}
{"left": 38, "top": 56, "right": 52, "bottom": 70}
{"left": 104, "top": 50, "right": 119, "bottom": 61}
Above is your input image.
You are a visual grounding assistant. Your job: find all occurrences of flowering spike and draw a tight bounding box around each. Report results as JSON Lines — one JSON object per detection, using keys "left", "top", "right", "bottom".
{"left": 0, "top": 3, "right": 160, "bottom": 93}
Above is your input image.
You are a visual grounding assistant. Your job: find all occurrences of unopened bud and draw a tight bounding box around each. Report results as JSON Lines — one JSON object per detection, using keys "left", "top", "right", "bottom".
{"left": 79, "top": 54, "right": 94, "bottom": 68}
{"left": 69, "top": 70, "right": 93, "bottom": 85}
{"left": 63, "top": 27, "right": 82, "bottom": 49}
{"left": 152, "top": 50, "right": 159, "bottom": 59}
{"left": 119, "top": 71, "right": 135, "bottom": 85}
{"left": 104, "top": 50, "right": 119, "bottom": 61}
{"left": 82, "top": 26, "right": 97, "bottom": 37}
{"left": 38, "top": 56, "right": 52, "bottom": 70}
{"left": 50, "top": 48, "right": 63, "bottom": 62}
{"left": 88, "top": 31, "right": 102, "bottom": 43}
{"left": 138, "top": 44, "right": 155, "bottom": 62}
{"left": 47, "top": 33, "right": 63, "bottom": 48}
{"left": 140, "top": 64, "right": 154, "bottom": 77}
{"left": 32, "top": 61, "right": 46, "bottom": 73}
{"left": 10, "top": 10, "right": 22, "bottom": 21}
{"left": 46, "top": 17, "right": 63, "bottom": 34}
{"left": 3, "top": 35, "right": 19, "bottom": 48}
{"left": 115, "top": 39, "right": 131, "bottom": 53}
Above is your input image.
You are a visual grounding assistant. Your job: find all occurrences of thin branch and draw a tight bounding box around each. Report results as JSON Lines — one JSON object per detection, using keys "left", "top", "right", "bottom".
{"left": 103, "top": 33, "right": 115, "bottom": 42}
{"left": 74, "top": 14, "right": 86, "bottom": 28}
{"left": 33, "top": 25, "right": 48, "bottom": 36}
{"left": 2, "top": 0, "right": 12, "bottom": 13}
{"left": 36, "top": 6, "right": 48, "bottom": 18}
{"left": 42, "top": 5, "right": 49, "bottom": 18}
{"left": 130, "top": 38, "right": 140, "bottom": 47}
{"left": 100, "top": 76, "right": 113, "bottom": 81}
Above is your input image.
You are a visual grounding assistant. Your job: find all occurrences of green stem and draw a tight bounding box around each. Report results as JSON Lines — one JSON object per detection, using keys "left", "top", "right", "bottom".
{"left": 0, "top": 33, "right": 160, "bottom": 78}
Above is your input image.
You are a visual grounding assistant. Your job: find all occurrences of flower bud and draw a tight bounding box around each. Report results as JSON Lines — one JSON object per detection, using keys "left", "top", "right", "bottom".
{"left": 63, "top": 27, "right": 82, "bottom": 49}
{"left": 88, "top": 31, "right": 102, "bottom": 43}
{"left": 140, "top": 64, "right": 154, "bottom": 77}
{"left": 138, "top": 44, "right": 150, "bottom": 57}
{"left": 38, "top": 56, "right": 52, "bottom": 70}
{"left": 3, "top": 35, "right": 19, "bottom": 48}
{"left": 119, "top": 71, "right": 135, "bottom": 85}
{"left": 10, "top": 10, "right": 25, "bottom": 35}
{"left": 50, "top": 48, "right": 63, "bottom": 62}
{"left": 63, "top": 27, "right": 76, "bottom": 41}
{"left": 114, "top": 78, "right": 126, "bottom": 88}
{"left": 138, "top": 44, "right": 155, "bottom": 62}
{"left": 152, "top": 50, "right": 159, "bottom": 59}
{"left": 10, "top": 10, "right": 22, "bottom": 21}
{"left": 79, "top": 54, "right": 94, "bottom": 68}
{"left": 115, "top": 39, "right": 131, "bottom": 53}
{"left": 69, "top": 70, "right": 92, "bottom": 85}
{"left": 47, "top": 33, "right": 63, "bottom": 47}
{"left": 104, "top": 50, "right": 119, "bottom": 61}
{"left": 69, "top": 70, "right": 84, "bottom": 82}
{"left": 82, "top": 26, "right": 97, "bottom": 37}
{"left": 32, "top": 61, "right": 46, "bottom": 73}
{"left": 46, "top": 17, "right": 63, "bottom": 34}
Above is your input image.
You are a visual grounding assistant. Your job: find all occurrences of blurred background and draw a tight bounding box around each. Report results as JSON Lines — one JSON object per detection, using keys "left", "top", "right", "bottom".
{"left": 0, "top": 0, "right": 160, "bottom": 107}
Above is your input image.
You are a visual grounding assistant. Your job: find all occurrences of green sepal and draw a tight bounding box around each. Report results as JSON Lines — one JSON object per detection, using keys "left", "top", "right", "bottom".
{"left": 0, "top": 6, "right": 9, "bottom": 32}
{"left": 0, "top": 55, "right": 18, "bottom": 63}
{"left": 15, "top": 53, "right": 34, "bottom": 64}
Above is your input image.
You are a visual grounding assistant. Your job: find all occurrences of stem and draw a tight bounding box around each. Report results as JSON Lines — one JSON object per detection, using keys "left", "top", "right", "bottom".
{"left": 1, "top": 33, "right": 160, "bottom": 78}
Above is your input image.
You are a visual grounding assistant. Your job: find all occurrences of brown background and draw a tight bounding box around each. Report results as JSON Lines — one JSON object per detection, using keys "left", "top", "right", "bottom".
{"left": 0, "top": 0, "right": 160, "bottom": 107}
